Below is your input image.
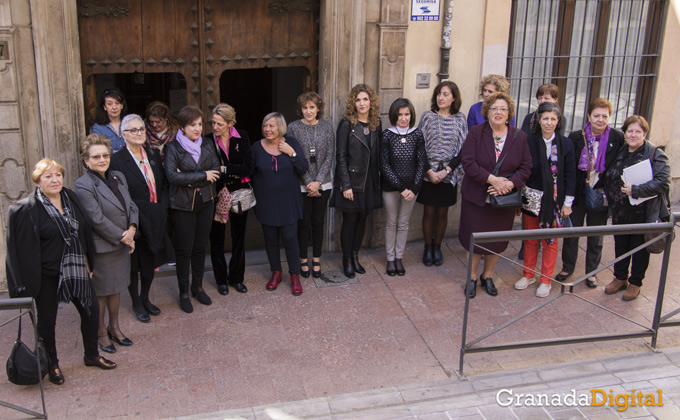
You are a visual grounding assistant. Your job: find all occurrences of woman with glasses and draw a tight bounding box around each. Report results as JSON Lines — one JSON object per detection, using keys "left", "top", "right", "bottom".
{"left": 75, "top": 134, "right": 139, "bottom": 353}
{"left": 92, "top": 88, "right": 128, "bottom": 153}
{"left": 252, "top": 112, "right": 308, "bottom": 295}
{"left": 110, "top": 114, "right": 173, "bottom": 322}
{"left": 459, "top": 92, "right": 531, "bottom": 298}
{"left": 164, "top": 106, "right": 221, "bottom": 313}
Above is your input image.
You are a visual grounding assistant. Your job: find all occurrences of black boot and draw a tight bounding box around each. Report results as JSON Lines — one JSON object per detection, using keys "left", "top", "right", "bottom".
{"left": 422, "top": 244, "right": 434, "bottom": 266}
{"left": 464, "top": 278, "right": 477, "bottom": 299}
{"left": 342, "top": 255, "right": 355, "bottom": 278}
{"left": 433, "top": 245, "right": 443, "bottom": 266}
{"left": 351, "top": 251, "right": 366, "bottom": 274}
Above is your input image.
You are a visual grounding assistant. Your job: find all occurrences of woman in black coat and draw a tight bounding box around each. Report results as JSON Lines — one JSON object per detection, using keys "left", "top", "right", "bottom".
{"left": 206, "top": 103, "right": 253, "bottom": 296}
{"left": 557, "top": 98, "right": 624, "bottom": 287}
{"left": 514, "top": 102, "right": 575, "bottom": 298}
{"left": 6, "top": 159, "right": 116, "bottom": 385}
{"left": 164, "top": 105, "right": 221, "bottom": 313}
{"left": 329, "top": 84, "right": 382, "bottom": 278}
{"left": 110, "top": 114, "right": 173, "bottom": 323}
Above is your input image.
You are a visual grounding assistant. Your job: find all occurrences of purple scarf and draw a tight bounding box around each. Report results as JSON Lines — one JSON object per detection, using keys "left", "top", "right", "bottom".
{"left": 578, "top": 123, "right": 610, "bottom": 172}
{"left": 176, "top": 129, "right": 202, "bottom": 163}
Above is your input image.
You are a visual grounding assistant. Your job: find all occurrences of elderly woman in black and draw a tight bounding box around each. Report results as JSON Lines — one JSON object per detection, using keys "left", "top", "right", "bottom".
{"left": 110, "top": 114, "right": 173, "bottom": 323}
{"left": 6, "top": 159, "right": 117, "bottom": 385}
{"left": 382, "top": 98, "right": 427, "bottom": 276}
{"left": 165, "top": 105, "right": 221, "bottom": 313}
{"left": 331, "top": 84, "right": 382, "bottom": 278}
{"left": 207, "top": 103, "right": 253, "bottom": 295}
{"left": 75, "top": 134, "right": 139, "bottom": 354}
{"left": 604, "top": 115, "right": 671, "bottom": 301}
{"left": 287, "top": 92, "right": 335, "bottom": 278}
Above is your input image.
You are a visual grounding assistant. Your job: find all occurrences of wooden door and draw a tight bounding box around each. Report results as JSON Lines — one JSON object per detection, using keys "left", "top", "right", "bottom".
{"left": 78, "top": 0, "right": 319, "bottom": 122}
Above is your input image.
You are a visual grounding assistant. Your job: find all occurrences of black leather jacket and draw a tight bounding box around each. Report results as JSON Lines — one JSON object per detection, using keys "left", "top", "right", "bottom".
{"left": 164, "top": 138, "right": 220, "bottom": 211}
{"left": 334, "top": 119, "right": 381, "bottom": 192}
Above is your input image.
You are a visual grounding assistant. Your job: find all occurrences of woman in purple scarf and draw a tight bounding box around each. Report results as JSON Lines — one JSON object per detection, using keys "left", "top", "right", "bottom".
{"left": 556, "top": 98, "right": 624, "bottom": 287}
{"left": 164, "top": 106, "right": 221, "bottom": 313}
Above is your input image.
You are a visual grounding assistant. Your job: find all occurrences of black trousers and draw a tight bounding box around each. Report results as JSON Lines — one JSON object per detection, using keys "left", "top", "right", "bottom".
{"left": 340, "top": 211, "right": 369, "bottom": 256}
{"left": 210, "top": 210, "right": 249, "bottom": 285}
{"left": 560, "top": 200, "right": 608, "bottom": 275}
{"left": 262, "top": 222, "right": 300, "bottom": 274}
{"left": 613, "top": 232, "right": 650, "bottom": 286}
{"left": 171, "top": 201, "right": 214, "bottom": 294}
{"left": 36, "top": 274, "right": 99, "bottom": 365}
{"left": 298, "top": 190, "right": 331, "bottom": 259}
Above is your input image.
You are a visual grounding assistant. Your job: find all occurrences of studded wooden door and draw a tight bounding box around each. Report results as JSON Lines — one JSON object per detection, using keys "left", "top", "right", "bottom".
{"left": 79, "top": 0, "right": 319, "bottom": 121}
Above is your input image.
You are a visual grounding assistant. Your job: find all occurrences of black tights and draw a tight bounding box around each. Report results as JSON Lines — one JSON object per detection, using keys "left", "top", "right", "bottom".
{"left": 422, "top": 205, "right": 449, "bottom": 246}
{"left": 129, "top": 272, "right": 153, "bottom": 306}
{"left": 340, "top": 211, "right": 368, "bottom": 256}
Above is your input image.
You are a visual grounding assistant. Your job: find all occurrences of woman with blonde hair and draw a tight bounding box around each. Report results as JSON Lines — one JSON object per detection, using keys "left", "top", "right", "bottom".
{"left": 467, "top": 74, "right": 515, "bottom": 128}
{"left": 330, "top": 84, "right": 383, "bottom": 278}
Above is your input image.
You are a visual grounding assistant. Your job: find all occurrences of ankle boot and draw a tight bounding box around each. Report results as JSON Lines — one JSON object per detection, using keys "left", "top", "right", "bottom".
{"left": 291, "top": 274, "right": 303, "bottom": 296}
{"left": 433, "top": 245, "right": 443, "bottom": 266}
{"left": 423, "top": 244, "right": 434, "bottom": 266}
{"left": 342, "top": 255, "right": 355, "bottom": 278}
{"left": 464, "top": 278, "right": 477, "bottom": 299}
{"left": 351, "top": 251, "right": 366, "bottom": 274}
{"left": 266, "top": 270, "right": 282, "bottom": 290}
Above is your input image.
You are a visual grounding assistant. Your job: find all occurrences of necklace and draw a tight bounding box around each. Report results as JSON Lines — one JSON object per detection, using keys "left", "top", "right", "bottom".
{"left": 395, "top": 126, "right": 407, "bottom": 143}
{"left": 363, "top": 126, "right": 370, "bottom": 135}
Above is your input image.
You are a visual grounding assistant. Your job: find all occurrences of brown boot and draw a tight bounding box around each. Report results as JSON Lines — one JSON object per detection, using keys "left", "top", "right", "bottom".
{"left": 622, "top": 284, "right": 641, "bottom": 301}
{"left": 605, "top": 278, "right": 628, "bottom": 294}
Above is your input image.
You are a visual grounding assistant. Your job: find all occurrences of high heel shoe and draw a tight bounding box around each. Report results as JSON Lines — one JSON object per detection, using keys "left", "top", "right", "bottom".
{"left": 342, "top": 255, "right": 355, "bottom": 278}
{"left": 480, "top": 275, "right": 498, "bottom": 296}
{"left": 300, "top": 259, "right": 310, "bottom": 278}
{"left": 464, "top": 279, "right": 477, "bottom": 299}
{"left": 191, "top": 287, "right": 212, "bottom": 305}
{"left": 312, "top": 261, "right": 322, "bottom": 278}
{"left": 99, "top": 340, "right": 116, "bottom": 354}
{"left": 107, "top": 328, "right": 133, "bottom": 346}
{"left": 351, "top": 251, "right": 366, "bottom": 274}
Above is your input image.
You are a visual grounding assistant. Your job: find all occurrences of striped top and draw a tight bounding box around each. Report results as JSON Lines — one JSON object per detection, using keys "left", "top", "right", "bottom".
{"left": 417, "top": 110, "right": 468, "bottom": 184}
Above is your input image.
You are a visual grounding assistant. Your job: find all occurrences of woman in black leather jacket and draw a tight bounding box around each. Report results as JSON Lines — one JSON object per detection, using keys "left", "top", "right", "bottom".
{"left": 164, "top": 105, "right": 221, "bottom": 313}
{"left": 604, "top": 115, "right": 670, "bottom": 301}
{"left": 330, "top": 84, "right": 382, "bottom": 278}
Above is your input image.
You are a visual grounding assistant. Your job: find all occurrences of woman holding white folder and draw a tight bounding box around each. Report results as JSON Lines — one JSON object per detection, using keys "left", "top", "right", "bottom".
{"left": 603, "top": 115, "right": 670, "bottom": 301}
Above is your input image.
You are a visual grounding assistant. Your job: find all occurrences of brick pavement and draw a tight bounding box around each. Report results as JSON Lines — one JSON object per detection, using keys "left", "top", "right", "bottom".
{"left": 1, "top": 231, "right": 680, "bottom": 419}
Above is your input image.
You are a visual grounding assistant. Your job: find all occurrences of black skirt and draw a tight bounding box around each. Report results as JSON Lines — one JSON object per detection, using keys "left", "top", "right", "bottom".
{"left": 416, "top": 182, "right": 458, "bottom": 207}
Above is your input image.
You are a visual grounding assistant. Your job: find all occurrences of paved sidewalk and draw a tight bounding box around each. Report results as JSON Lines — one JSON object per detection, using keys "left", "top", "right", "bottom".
{"left": 167, "top": 347, "right": 680, "bottom": 420}
{"left": 1, "top": 231, "right": 680, "bottom": 419}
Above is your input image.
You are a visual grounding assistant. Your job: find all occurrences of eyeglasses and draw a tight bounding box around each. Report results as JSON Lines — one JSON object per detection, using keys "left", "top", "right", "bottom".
{"left": 89, "top": 153, "right": 111, "bottom": 160}
{"left": 124, "top": 128, "right": 145, "bottom": 135}
{"left": 490, "top": 107, "right": 509, "bottom": 113}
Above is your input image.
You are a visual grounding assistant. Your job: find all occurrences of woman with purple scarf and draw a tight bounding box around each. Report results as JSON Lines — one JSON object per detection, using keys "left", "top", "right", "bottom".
{"left": 164, "top": 105, "right": 221, "bottom": 313}
{"left": 556, "top": 98, "right": 624, "bottom": 288}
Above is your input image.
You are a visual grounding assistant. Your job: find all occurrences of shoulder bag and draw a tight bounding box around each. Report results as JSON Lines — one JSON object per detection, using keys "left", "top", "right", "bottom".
{"left": 6, "top": 312, "right": 48, "bottom": 385}
{"left": 489, "top": 132, "right": 522, "bottom": 208}
{"left": 644, "top": 146, "right": 674, "bottom": 254}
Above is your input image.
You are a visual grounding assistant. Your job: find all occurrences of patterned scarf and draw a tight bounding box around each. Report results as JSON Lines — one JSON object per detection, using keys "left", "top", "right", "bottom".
{"left": 130, "top": 146, "right": 157, "bottom": 203}
{"left": 36, "top": 188, "right": 93, "bottom": 312}
{"left": 578, "top": 123, "right": 610, "bottom": 173}
{"left": 145, "top": 122, "right": 176, "bottom": 158}
{"left": 538, "top": 140, "right": 563, "bottom": 244}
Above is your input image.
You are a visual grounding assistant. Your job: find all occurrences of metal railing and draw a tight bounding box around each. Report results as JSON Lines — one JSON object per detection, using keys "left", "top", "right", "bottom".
{"left": 0, "top": 298, "right": 48, "bottom": 419}
{"left": 458, "top": 212, "right": 677, "bottom": 379}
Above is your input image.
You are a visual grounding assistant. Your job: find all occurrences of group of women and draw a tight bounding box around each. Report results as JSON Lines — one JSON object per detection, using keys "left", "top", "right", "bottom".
{"left": 5, "top": 79, "right": 671, "bottom": 386}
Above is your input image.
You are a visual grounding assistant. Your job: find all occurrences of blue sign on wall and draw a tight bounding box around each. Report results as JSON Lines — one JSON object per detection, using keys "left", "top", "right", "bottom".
{"left": 411, "top": 0, "right": 441, "bottom": 21}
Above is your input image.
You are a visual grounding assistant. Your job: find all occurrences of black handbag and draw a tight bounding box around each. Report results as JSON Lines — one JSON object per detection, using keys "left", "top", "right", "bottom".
{"left": 6, "top": 312, "right": 48, "bottom": 385}
{"left": 583, "top": 136, "right": 608, "bottom": 211}
{"left": 489, "top": 139, "right": 522, "bottom": 208}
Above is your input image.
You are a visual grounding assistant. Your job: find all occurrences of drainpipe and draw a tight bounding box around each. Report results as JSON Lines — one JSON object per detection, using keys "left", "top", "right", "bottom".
{"left": 438, "top": 0, "right": 454, "bottom": 82}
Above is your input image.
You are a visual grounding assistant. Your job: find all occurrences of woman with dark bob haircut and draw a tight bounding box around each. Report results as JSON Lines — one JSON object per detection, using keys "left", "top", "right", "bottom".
{"left": 381, "top": 98, "right": 427, "bottom": 276}
{"left": 164, "top": 105, "right": 221, "bottom": 313}
{"left": 7, "top": 159, "right": 117, "bottom": 385}
{"left": 92, "top": 88, "right": 128, "bottom": 153}
{"left": 287, "top": 92, "right": 335, "bottom": 278}
{"left": 330, "top": 84, "right": 383, "bottom": 278}
{"left": 417, "top": 80, "right": 467, "bottom": 267}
